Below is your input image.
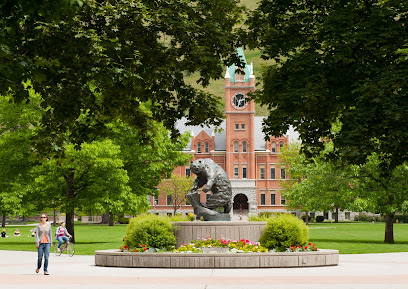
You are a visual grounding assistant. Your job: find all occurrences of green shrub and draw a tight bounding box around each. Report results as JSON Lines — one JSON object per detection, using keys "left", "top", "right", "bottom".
{"left": 316, "top": 215, "right": 325, "bottom": 222}
{"left": 168, "top": 214, "right": 194, "bottom": 222}
{"left": 260, "top": 213, "right": 309, "bottom": 252}
{"left": 354, "top": 213, "right": 384, "bottom": 222}
{"left": 394, "top": 214, "right": 408, "bottom": 223}
{"left": 117, "top": 217, "right": 130, "bottom": 224}
{"left": 124, "top": 214, "right": 176, "bottom": 250}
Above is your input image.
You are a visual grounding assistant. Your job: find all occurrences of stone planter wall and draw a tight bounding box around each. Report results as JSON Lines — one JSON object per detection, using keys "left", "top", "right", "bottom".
{"left": 172, "top": 221, "right": 266, "bottom": 248}
{"left": 95, "top": 249, "right": 339, "bottom": 268}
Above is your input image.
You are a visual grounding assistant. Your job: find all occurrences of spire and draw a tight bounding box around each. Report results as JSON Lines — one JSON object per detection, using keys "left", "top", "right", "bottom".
{"left": 225, "top": 66, "right": 230, "bottom": 79}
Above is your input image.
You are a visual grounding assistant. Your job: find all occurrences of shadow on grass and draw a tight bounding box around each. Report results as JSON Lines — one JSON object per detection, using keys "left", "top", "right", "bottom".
{"left": 311, "top": 238, "right": 408, "bottom": 245}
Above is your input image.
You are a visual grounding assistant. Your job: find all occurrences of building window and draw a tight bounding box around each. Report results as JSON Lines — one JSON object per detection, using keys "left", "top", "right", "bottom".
{"left": 281, "top": 197, "right": 286, "bottom": 205}
{"left": 154, "top": 196, "right": 159, "bottom": 207}
{"left": 345, "top": 212, "right": 351, "bottom": 220}
{"left": 235, "top": 124, "right": 239, "bottom": 130}
{"left": 260, "top": 167, "right": 265, "bottom": 179}
{"left": 270, "top": 166, "right": 275, "bottom": 179}
{"left": 185, "top": 167, "right": 191, "bottom": 177}
{"left": 279, "top": 141, "right": 284, "bottom": 151}
{"left": 281, "top": 167, "right": 286, "bottom": 179}
{"left": 233, "top": 141, "right": 239, "bottom": 152}
{"left": 310, "top": 212, "right": 315, "bottom": 219}
{"left": 167, "top": 195, "right": 173, "bottom": 206}
{"left": 234, "top": 165, "right": 239, "bottom": 179}
{"left": 204, "top": 142, "right": 209, "bottom": 153}
{"left": 270, "top": 193, "right": 276, "bottom": 205}
{"left": 260, "top": 193, "right": 266, "bottom": 205}
{"left": 241, "top": 124, "right": 245, "bottom": 130}
{"left": 271, "top": 142, "right": 276, "bottom": 153}
{"left": 242, "top": 141, "right": 247, "bottom": 152}
{"left": 206, "top": 193, "right": 211, "bottom": 201}
{"left": 197, "top": 142, "right": 201, "bottom": 153}
{"left": 242, "top": 166, "right": 247, "bottom": 179}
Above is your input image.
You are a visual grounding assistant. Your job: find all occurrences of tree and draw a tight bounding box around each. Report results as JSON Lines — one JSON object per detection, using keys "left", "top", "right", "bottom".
{"left": 280, "top": 143, "right": 355, "bottom": 223}
{"left": 158, "top": 174, "right": 194, "bottom": 215}
{"left": 31, "top": 139, "right": 133, "bottom": 241}
{"left": 351, "top": 154, "right": 408, "bottom": 244}
{"left": 1, "top": 0, "right": 244, "bottom": 151}
{"left": 0, "top": 84, "right": 42, "bottom": 226}
{"left": 246, "top": 0, "right": 408, "bottom": 175}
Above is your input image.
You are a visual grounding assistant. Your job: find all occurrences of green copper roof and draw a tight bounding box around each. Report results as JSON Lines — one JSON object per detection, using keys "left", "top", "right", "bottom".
{"left": 227, "top": 47, "right": 253, "bottom": 83}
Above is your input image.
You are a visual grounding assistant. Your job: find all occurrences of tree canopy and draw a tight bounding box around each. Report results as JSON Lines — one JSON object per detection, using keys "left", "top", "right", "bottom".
{"left": 1, "top": 0, "right": 244, "bottom": 151}
{"left": 246, "top": 0, "right": 408, "bottom": 175}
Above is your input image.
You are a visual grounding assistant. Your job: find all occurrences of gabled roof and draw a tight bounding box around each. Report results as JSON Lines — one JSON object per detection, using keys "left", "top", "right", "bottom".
{"left": 175, "top": 117, "right": 299, "bottom": 152}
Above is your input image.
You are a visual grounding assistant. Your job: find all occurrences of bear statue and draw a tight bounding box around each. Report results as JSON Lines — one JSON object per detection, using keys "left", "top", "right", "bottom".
{"left": 187, "top": 158, "right": 232, "bottom": 220}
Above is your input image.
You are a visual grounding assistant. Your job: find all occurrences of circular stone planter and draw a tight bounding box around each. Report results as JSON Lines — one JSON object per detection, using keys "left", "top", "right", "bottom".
{"left": 95, "top": 249, "right": 339, "bottom": 268}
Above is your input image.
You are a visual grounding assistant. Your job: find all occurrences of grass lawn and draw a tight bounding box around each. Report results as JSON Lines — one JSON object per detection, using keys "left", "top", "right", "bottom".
{"left": 0, "top": 224, "right": 127, "bottom": 255}
{"left": 309, "top": 222, "right": 408, "bottom": 254}
{"left": 1, "top": 222, "right": 408, "bottom": 255}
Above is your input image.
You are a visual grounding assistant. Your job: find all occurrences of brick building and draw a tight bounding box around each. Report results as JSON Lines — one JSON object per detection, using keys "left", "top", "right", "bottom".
{"left": 149, "top": 49, "right": 298, "bottom": 217}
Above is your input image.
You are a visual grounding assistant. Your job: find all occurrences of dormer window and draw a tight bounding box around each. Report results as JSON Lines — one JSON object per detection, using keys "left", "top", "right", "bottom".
{"left": 271, "top": 142, "right": 276, "bottom": 153}
{"left": 204, "top": 142, "right": 209, "bottom": 153}
{"left": 197, "top": 142, "right": 201, "bottom": 153}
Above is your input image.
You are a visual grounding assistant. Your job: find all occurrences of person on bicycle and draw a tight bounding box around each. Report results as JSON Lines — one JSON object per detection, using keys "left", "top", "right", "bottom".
{"left": 55, "top": 222, "right": 72, "bottom": 251}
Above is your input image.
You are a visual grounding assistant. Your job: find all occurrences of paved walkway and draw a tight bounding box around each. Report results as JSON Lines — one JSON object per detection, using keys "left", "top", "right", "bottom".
{"left": 1, "top": 250, "right": 408, "bottom": 289}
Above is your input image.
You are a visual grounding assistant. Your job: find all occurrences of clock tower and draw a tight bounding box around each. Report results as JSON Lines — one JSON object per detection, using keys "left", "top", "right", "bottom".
{"left": 224, "top": 48, "right": 256, "bottom": 181}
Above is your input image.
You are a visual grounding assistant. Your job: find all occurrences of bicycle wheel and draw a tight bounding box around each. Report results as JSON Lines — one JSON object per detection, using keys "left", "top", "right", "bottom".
{"left": 54, "top": 244, "right": 62, "bottom": 256}
{"left": 66, "top": 242, "right": 75, "bottom": 257}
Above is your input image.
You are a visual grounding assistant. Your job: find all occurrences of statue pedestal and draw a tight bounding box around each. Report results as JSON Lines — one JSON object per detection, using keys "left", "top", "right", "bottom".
{"left": 173, "top": 221, "right": 266, "bottom": 248}
{"left": 203, "top": 213, "right": 231, "bottom": 221}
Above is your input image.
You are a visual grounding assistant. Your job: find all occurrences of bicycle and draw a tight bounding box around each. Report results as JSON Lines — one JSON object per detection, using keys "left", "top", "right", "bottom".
{"left": 54, "top": 237, "right": 75, "bottom": 257}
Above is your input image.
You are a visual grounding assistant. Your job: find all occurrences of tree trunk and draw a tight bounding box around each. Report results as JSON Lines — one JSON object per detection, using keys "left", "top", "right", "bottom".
{"left": 53, "top": 209, "right": 57, "bottom": 226}
{"left": 101, "top": 213, "right": 110, "bottom": 224}
{"left": 335, "top": 207, "right": 339, "bottom": 223}
{"left": 2, "top": 212, "right": 5, "bottom": 227}
{"left": 384, "top": 213, "right": 394, "bottom": 244}
{"left": 65, "top": 171, "right": 76, "bottom": 243}
{"left": 109, "top": 211, "right": 114, "bottom": 226}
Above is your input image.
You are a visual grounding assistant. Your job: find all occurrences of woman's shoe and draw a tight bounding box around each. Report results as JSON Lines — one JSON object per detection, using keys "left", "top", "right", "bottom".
{"left": 35, "top": 269, "right": 39, "bottom": 273}
{"left": 44, "top": 271, "right": 49, "bottom": 275}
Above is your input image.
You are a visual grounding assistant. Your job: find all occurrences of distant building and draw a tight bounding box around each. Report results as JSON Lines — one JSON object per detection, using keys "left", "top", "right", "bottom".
{"left": 148, "top": 48, "right": 300, "bottom": 218}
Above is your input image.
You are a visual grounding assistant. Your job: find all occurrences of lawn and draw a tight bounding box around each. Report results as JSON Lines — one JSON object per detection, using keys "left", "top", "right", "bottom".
{"left": 0, "top": 224, "right": 127, "bottom": 255}
{"left": 1, "top": 222, "right": 408, "bottom": 255}
{"left": 309, "top": 222, "right": 408, "bottom": 254}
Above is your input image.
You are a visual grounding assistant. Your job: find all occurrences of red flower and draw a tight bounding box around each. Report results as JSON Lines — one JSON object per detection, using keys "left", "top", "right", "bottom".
{"left": 144, "top": 248, "right": 148, "bottom": 251}
{"left": 308, "top": 243, "right": 312, "bottom": 245}
{"left": 305, "top": 246, "right": 308, "bottom": 250}
{"left": 134, "top": 249, "right": 137, "bottom": 252}
{"left": 142, "top": 244, "right": 146, "bottom": 247}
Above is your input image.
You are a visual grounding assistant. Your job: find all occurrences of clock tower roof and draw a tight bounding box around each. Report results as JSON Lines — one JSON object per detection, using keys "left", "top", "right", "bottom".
{"left": 226, "top": 47, "right": 253, "bottom": 83}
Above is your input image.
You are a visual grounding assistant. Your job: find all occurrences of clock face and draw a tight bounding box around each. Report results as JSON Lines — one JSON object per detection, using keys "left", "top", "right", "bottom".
{"left": 232, "top": 93, "right": 247, "bottom": 109}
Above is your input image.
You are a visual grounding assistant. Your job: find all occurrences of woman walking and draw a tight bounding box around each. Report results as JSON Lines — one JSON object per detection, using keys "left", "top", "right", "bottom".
{"left": 35, "top": 213, "right": 52, "bottom": 275}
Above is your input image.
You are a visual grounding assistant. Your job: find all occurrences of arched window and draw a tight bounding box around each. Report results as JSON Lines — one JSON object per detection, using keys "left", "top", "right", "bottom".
{"left": 271, "top": 142, "right": 276, "bottom": 153}
{"left": 279, "top": 142, "right": 284, "bottom": 150}
{"left": 204, "top": 142, "right": 209, "bottom": 153}
{"left": 242, "top": 141, "right": 247, "bottom": 152}
{"left": 197, "top": 142, "right": 201, "bottom": 153}
{"left": 233, "top": 141, "right": 239, "bottom": 152}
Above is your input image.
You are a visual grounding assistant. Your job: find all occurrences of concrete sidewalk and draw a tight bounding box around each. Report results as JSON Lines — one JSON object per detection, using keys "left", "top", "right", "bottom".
{"left": 1, "top": 250, "right": 408, "bottom": 289}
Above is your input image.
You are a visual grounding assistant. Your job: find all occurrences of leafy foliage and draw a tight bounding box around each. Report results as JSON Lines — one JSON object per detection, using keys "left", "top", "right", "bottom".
{"left": 1, "top": 0, "right": 244, "bottom": 151}
{"left": 280, "top": 142, "right": 356, "bottom": 215}
{"left": 157, "top": 174, "right": 194, "bottom": 215}
{"left": 246, "top": 0, "right": 408, "bottom": 175}
{"left": 260, "top": 213, "right": 308, "bottom": 252}
{"left": 125, "top": 214, "right": 176, "bottom": 250}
